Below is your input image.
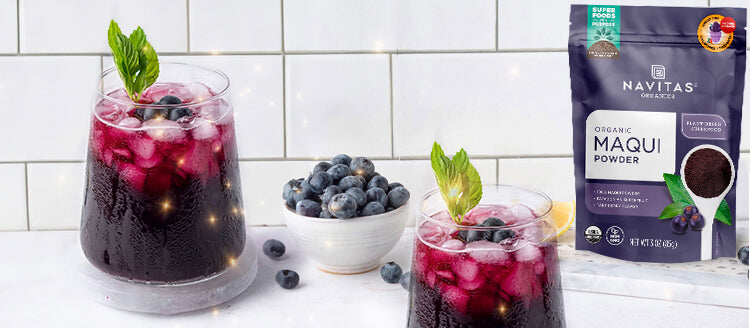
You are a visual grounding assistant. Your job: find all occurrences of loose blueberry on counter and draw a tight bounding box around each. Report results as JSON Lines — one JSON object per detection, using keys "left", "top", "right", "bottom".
{"left": 387, "top": 182, "right": 403, "bottom": 192}
{"left": 327, "top": 164, "right": 351, "bottom": 182}
{"left": 492, "top": 229, "right": 516, "bottom": 243}
{"left": 275, "top": 270, "right": 300, "bottom": 289}
{"left": 309, "top": 171, "right": 333, "bottom": 194}
{"left": 313, "top": 161, "right": 333, "bottom": 174}
{"left": 360, "top": 202, "right": 385, "bottom": 216}
{"left": 381, "top": 262, "right": 403, "bottom": 283}
{"left": 296, "top": 199, "right": 322, "bottom": 217}
{"left": 671, "top": 215, "right": 688, "bottom": 235}
{"left": 400, "top": 271, "right": 411, "bottom": 290}
{"left": 387, "top": 186, "right": 410, "bottom": 208}
{"left": 155, "top": 95, "right": 183, "bottom": 105}
{"left": 482, "top": 217, "right": 505, "bottom": 227}
{"left": 321, "top": 185, "right": 341, "bottom": 205}
{"left": 689, "top": 213, "right": 705, "bottom": 231}
{"left": 350, "top": 157, "right": 376, "bottom": 177}
{"left": 168, "top": 107, "right": 192, "bottom": 121}
{"left": 683, "top": 205, "right": 698, "bottom": 218}
{"left": 332, "top": 154, "right": 352, "bottom": 166}
{"left": 346, "top": 188, "right": 368, "bottom": 208}
{"left": 329, "top": 193, "right": 358, "bottom": 219}
{"left": 366, "top": 187, "right": 388, "bottom": 207}
{"left": 738, "top": 246, "right": 749, "bottom": 266}
{"left": 339, "top": 175, "right": 364, "bottom": 191}
{"left": 263, "top": 239, "right": 286, "bottom": 259}
{"left": 367, "top": 175, "right": 389, "bottom": 191}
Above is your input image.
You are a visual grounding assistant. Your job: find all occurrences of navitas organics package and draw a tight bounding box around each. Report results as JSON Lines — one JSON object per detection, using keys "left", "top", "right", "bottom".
{"left": 569, "top": 5, "right": 746, "bottom": 262}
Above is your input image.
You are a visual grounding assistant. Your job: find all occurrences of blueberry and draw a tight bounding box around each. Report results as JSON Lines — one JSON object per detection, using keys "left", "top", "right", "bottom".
{"left": 262, "top": 239, "right": 286, "bottom": 259}
{"left": 387, "top": 182, "right": 404, "bottom": 192}
{"left": 321, "top": 185, "right": 341, "bottom": 204}
{"left": 366, "top": 187, "right": 388, "bottom": 207}
{"left": 738, "top": 246, "right": 749, "bottom": 266}
{"left": 291, "top": 179, "right": 313, "bottom": 202}
{"left": 328, "top": 194, "right": 358, "bottom": 219}
{"left": 381, "top": 262, "right": 403, "bottom": 283}
{"left": 282, "top": 179, "right": 295, "bottom": 201}
{"left": 141, "top": 108, "right": 169, "bottom": 120}
{"left": 308, "top": 171, "right": 333, "bottom": 194}
{"left": 331, "top": 154, "right": 352, "bottom": 166}
{"left": 482, "top": 217, "right": 505, "bottom": 227}
{"left": 689, "top": 213, "right": 705, "bottom": 231}
{"left": 400, "top": 271, "right": 411, "bottom": 290}
{"left": 360, "top": 202, "right": 385, "bottom": 216}
{"left": 296, "top": 199, "right": 322, "bottom": 217}
{"left": 355, "top": 175, "right": 367, "bottom": 187}
{"left": 156, "top": 95, "right": 183, "bottom": 105}
{"left": 367, "top": 175, "right": 389, "bottom": 191}
{"left": 134, "top": 107, "right": 146, "bottom": 119}
{"left": 275, "top": 270, "right": 299, "bottom": 289}
{"left": 350, "top": 157, "right": 375, "bottom": 177}
{"left": 339, "top": 175, "right": 364, "bottom": 191}
{"left": 327, "top": 164, "right": 351, "bottom": 182}
{"left": 387, "top": 186, "right": 410, "bottom": 208}
{"left": 286, "top": 198, "right": 296, "bottom": 210}
{"left": 345, "top": 187, "right": 367, "bottom": 208}
{"left": 168, "top": 107, "right": 192, "bottom": 121}
{"left": 313, "top": 161, "right": 333, "bottom": 174}
{"left": 671, "top": 215, "right": 688, "bottom": 235}
{"left": 683, "top": 205, "right": 698, "bottom": 217}
{"left": 466, "top": 227, "right": 491, "bottom": 242}
{"left": 492, "top": 229, "right": 516, "bottom": 243}
{"left": 320, "top": 208, "right": 333, "bottom": 218}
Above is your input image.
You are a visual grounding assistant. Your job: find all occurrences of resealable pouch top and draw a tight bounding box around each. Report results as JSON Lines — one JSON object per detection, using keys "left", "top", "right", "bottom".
{"left": 569, "top": 5, "right": 746, "bottom": 262}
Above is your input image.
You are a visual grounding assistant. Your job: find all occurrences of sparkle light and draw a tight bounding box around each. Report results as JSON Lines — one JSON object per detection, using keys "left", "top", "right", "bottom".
{"left": 162, "top": 201, "right": 170, "bottom": 210}
{"left": 178, "top": 158, "right": 184, "bottom": 165}
{"left": 212, "top": 308, "right": 219, "bottom": 316}
{"left": 233, "top": 207, "right": 239, "bottom": 214}
{"left": 225, "top": 181, "right": 232, "bottom": 188}
{"left": 214, "top": 145, "right": 222, "bottom": 152}
{"left": 210, "top": 216, "right": 216, "bottom": 224}
{"left": 229, "top": 258, "right": 237, "bottom": 266}
{"left": 254, "top": 64, "right": 263, "bottom": 71}
{"left": 210, "top": 50, "right": 220, "bottom": 55}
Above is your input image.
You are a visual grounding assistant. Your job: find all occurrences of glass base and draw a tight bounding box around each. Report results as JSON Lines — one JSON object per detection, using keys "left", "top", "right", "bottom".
{"left": 74, "top": 239, "right": 258, "bottom": 314}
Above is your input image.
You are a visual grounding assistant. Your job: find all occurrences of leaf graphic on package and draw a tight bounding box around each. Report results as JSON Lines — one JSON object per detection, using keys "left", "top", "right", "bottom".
{"left": 662, "top": 173, "right": 694, "bottom": 205}
{"left": 658, "top": 202, "right": 691, "bottom": 219}
{"left": 715, "top": 199, "right": 732, "bottom": 226}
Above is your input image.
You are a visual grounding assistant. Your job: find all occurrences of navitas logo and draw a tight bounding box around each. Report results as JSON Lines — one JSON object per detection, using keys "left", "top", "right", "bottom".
{"left": 651, "top": 65, "right": 666, "bottom": 79}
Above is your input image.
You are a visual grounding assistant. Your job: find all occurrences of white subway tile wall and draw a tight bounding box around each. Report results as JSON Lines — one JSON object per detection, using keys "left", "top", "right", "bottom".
{"left": 0, "top": 0, "right": 17, "bottom": 53}
{"left": 0, "top": 164, "right": 27, "bottom": 231}
{"left": 0, "top": 0, "right": 747, "bottom": 230}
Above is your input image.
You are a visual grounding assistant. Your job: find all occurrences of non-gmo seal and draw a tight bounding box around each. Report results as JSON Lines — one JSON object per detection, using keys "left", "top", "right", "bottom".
{"left": 584, "top": 225, "right": 603, "bottom": 244}
{"left": 606, "top": 226, "right": 624, "bottom": 246}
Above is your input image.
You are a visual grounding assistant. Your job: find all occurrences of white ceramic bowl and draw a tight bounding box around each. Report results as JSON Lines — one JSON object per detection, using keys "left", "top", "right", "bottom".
{"left": 283, "top": 201, "right": 410, "bottom": 274}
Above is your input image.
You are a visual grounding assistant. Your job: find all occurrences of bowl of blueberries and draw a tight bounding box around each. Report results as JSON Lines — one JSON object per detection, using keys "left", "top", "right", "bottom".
{"left": 282, "top": 154, "right": 411, "bottom": 274}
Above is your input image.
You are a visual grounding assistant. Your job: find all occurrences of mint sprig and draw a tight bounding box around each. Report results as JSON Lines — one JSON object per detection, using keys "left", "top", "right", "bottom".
{"left": 107, "top": 20, "right": 159, "bottom": 102}
{"left": 661, "top": 173, "right": 732, "bottom": 225}
{"left": 430, "top": 142, "right": 482, "bottom": 224}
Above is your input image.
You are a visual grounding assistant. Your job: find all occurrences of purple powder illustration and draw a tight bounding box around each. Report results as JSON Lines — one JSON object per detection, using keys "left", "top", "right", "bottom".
{"left": 710, "top": 22, "right": 722, "bottom": 44}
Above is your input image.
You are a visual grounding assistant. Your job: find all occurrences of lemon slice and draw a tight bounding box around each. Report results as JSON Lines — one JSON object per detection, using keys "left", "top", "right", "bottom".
{"left": 550, "top": 201, "right": 575, "bottom": 237}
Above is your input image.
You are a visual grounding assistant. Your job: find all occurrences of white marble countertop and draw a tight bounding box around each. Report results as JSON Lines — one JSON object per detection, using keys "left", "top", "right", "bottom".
{"left": 1, "top": 227, "right": 747, "bottom": 328}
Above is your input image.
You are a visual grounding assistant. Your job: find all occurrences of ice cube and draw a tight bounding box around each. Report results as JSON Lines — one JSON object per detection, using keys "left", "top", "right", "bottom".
{"left": 509, "top": 204, "right": 535, "bottom": 223}
{"left": 134, "top": 153, "right": 163, "bottom": 169}
{"left": 464, "top": 206, "right": 496, "bottom": 225}
{"left": 119, "top": 117, "right": 142, "bottom": 129}
{"left": 179, "top": 141, "right": 218, "bottom": 176}
{"left": 112, "top": 148, "right": 131, "bottom": 159}
{"left": 534, "top": 261, "right": 546, "bottom": 275}
{"left": 500, "top": 263, "right": 542, "bottom": 299}
{"left": 514, "top": 241, "right": 542, "bottom": 263}
{"left": 457, "top": 273, "right": 486, "bottom": 291}
{"left": 451, "top": 257, "right": 479, "bottom": 281}
{"left": 128, "top": 137, "right": 156, "bottom": 159}
{"left": 185, "top": 82, "right": 213, "bottom": 102}
{"left": 440, "top": 239, "right": 465, "bottom": 251}
{"left": 144, "top": 119, "right": 187, "bottom": 143}
{"left": 191, "top": 119, "right": 219, "bottom": 141}
{"left": 118, "top": 163, "right": 146, "bottom": 190}
{"left": 418, "top": 222, "right": 450, "bottom": 246}
{"left": 440, "top": 284, "right": 469, "bottom": 313}
{"left": 465, "top": 240, "right": 511, "bottom": 265}
{"left": 425, "top": 270, "right": 437, "bottom": 288}
{"left": 435, "top": 270, "right": 455, "bottom": 282}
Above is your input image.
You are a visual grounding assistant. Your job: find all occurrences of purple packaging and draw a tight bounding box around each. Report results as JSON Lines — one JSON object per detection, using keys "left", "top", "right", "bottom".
{"left": 569, "top": 5, "right": 746, "bottom": 262}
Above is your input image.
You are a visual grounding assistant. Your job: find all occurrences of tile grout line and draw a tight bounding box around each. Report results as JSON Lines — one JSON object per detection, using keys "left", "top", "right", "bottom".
{"left": 24, "top": 163, "right": 30, "bottom": 231}
{"left": 15, "top": 0, "right": 20, "bottom": 54}
{"left": 281, "top": 0, "right": 287, "bottom": 158}
{"left": 389, "top": 53, "right": 395, "bottom": 159}
{"left": 185, "top": 0, "right": 191, "bottom": 52}
{"left": 495, "top": 0, "right": 499, "bottom": 51}
{"left": 0, "top": 49, "right": 571, "bottom": 57}
{"left": 496, "top": 158, "right": 500, "bottom": 185}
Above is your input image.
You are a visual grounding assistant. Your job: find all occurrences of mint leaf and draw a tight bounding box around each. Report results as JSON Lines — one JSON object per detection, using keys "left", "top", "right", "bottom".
{"left": 107, "top": 20, "right": 159, "bottom": 102}
{"left": 658, "top": 202, "right": 690, "bottom": 219}
{"left": 663, "top": 173, "right": 694, "bottom": 205}
{"left": 430, "top": 142, "right": 483, "bottom": 224}
{"left": 715, "top": 199, "right": 732, "bottom": 226}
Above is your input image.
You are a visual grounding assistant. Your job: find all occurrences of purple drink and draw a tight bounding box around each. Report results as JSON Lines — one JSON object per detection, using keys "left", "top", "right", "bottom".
{"left": 80, "top": 64, "right": 245, "bottom": 284}
{"left": 408, "top": 186, "right": 565, "bottom": 327}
